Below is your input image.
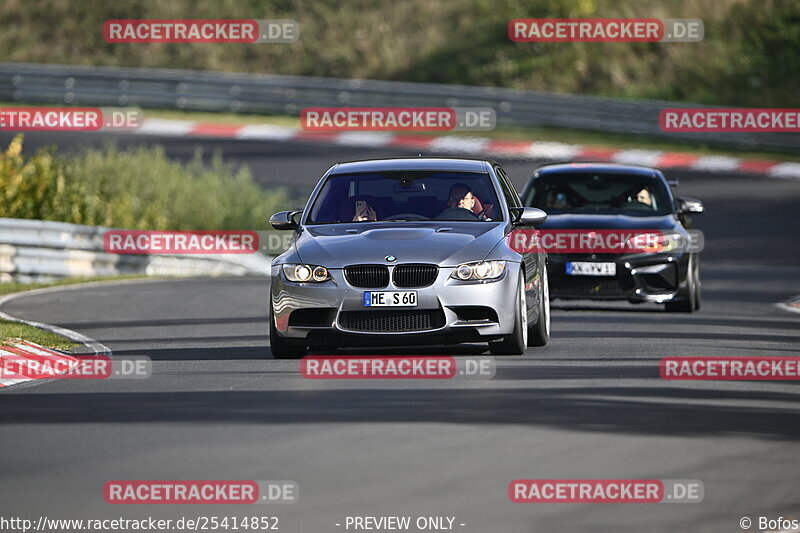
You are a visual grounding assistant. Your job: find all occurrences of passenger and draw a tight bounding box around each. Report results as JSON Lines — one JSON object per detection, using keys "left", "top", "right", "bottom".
{"left": 352, "top": 199, "right": 377, "bottom": 222}
{"left": 545, "top": 190, "right": 569, "bottom": 209}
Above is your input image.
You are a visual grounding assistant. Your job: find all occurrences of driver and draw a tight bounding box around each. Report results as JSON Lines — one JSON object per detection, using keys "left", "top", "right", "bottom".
{"left": 446, "top": 184, "right": 491, "bottom": 220}
{"left": 448, "top": 183, "right": 477, "bottom": 211}
{"left": 635, "top": 188, "right": 653, "bottom": 207}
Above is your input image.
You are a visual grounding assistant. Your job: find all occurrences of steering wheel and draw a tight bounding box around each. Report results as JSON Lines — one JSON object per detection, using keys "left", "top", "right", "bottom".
{"left": 434, "top": 207, "right": 481, "bottom": 221}
{"left": 385, "top": 213, "right": 430, "bottom": 221}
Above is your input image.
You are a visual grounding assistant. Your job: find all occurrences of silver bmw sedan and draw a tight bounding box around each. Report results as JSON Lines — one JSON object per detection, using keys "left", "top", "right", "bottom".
{"left": 268, "top": 157, "right": 549, "bottom": 358}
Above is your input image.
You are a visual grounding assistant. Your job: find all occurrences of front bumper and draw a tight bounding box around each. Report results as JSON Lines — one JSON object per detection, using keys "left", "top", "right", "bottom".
{"left": 270, "top": 263, "right": 523, "bottom": 346}
{"left": 547, "top": 252, "right": 689, "bottom": 303}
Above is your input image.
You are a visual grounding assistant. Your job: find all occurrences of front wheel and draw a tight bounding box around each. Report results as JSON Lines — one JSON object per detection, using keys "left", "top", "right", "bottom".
{"left": 665, "top": 254, "right": 697, "bottom": 313}
{"left": 527, "top": 264, "right": 550, "bottom": 346}
{"left": 269, "top": 306, "right": 308, "bottom": 359}
{"left": 693, "top": 255, "right": 701, "bottom": 310}
{"left": 489, "top": 270, "right": 527, "bottom": 355}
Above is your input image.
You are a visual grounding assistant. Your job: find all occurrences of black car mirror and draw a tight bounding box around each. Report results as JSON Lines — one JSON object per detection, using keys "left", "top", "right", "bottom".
{"left": 270, "top": 210, "right": 302, "bottom": 230}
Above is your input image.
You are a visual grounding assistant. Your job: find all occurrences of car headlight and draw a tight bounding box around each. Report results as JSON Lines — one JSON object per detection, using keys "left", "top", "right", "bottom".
{"left": 450, "top": 261, "right": 506, "bottom": 281}
{"left": 627, "top": 233, "right": 685, "bottom": 253}
{"left": 282, "top": 264, "right": 331, "bottom": 282}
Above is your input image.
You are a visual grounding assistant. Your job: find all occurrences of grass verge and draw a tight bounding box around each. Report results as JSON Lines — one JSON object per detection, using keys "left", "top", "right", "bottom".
{"left": 0, "top": 320, "right": 77, "bottom": 351}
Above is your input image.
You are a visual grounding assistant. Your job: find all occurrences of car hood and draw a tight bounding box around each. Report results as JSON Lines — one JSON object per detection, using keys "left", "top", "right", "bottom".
{"left": 541, "top": 213, "right": 679, "bottom": 231}
{"left": 294, "top": 222, "right": 506, "bottom": 267}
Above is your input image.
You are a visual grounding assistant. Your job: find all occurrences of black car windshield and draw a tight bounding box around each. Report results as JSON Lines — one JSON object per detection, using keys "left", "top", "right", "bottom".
{"left": 524, "top": 172, "right": 673, "bottom": 216}
{"left": 307, "top": 171, "right": 504, "bottom": 223}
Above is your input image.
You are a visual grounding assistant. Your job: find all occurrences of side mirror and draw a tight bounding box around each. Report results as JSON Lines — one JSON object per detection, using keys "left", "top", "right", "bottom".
{"left": 513, "top": 207, "right": 547, "bottom": 226}
{"left": 270, "top": 210, "right": 301, "bottom": 230}
{"left": 677, "top": 197, "right": 704, "bottom": 215}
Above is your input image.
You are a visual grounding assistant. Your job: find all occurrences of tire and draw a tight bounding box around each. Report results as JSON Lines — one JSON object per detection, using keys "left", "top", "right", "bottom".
{"left": 665, "top": 254, "right": 697, "bottom": 313}
{"left": 269, "top": 305, "right": 308, "bottom": 359}
{"left": 489, "top": 270, "right": 527, "bottom": 355}
{"left": 693, "top": 255, "right": 702, "bottom": 310}
{"left": 527, "top": 264, "right": 550, "bottom": 347}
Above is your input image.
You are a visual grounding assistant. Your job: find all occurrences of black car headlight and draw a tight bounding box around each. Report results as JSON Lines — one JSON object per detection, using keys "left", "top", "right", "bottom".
{"left": 282, "top": 264, "right": 331, "bottom": 282}
{"left": 450, "top": 260, "right": 506, "bottom": 281}
{"left": 626, "top": 232, "right": 685, "bottom": 253}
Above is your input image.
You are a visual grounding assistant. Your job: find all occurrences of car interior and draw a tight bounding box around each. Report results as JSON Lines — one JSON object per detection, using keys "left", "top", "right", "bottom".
{"left": 529, "top": 174, "right": 670, "bottom": 215}
{"left": 313, "top": 172, "right": 501, "bottom": 223}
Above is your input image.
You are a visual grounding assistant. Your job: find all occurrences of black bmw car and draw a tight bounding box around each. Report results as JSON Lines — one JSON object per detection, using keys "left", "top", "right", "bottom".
{"left": 520, "top": 163, "right": 704, "bottom": 312}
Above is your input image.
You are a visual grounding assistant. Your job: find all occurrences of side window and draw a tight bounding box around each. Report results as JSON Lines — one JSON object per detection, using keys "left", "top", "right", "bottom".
{"left": 496, "top": 167, "right": 521, "bottom": 208}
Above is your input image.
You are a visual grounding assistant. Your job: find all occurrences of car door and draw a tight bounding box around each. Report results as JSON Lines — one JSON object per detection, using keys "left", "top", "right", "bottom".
{"left": 495, "top": 165, "right": 540, "bottom": 309}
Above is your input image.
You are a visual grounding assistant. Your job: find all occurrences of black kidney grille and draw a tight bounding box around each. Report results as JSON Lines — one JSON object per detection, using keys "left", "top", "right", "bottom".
{"left": 345, "top": 265, "right": 390, "bottom": 288}
{"left": 392, "top": 264, "right": 438, "bottom": 288}
{"left": 339, "top": 310, "right": 445, "bottom": 332}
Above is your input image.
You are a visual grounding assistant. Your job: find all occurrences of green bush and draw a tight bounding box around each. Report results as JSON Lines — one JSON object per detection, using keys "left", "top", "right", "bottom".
{"left": 0, "top": 135, "right": 287, "bottom": 230}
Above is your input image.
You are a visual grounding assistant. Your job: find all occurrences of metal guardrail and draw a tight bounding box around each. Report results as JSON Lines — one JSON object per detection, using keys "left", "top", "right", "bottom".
{"left": 0, "top": 62, "right": 796, "bottom": 152}
{"left": 0, "top": 218, "right": 271, "bottom": 283}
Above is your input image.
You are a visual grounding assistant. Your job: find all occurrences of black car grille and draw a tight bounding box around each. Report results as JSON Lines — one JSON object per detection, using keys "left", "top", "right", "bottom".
{"left": 392, "top": 264, "right": 438, "bottom": 288}
{"left": 345, "top": 265, "right": 389, "bottom": 288}
{"left": 339, "top": 310, "right": 445, "bottom": 332}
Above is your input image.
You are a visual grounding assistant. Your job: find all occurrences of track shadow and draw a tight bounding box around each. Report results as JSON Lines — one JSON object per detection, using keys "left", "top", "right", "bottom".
{"left": 2, "top": 385, "right": 799, "bottom": 440}
{"left": 109, "top": 342, "right": 492, "bottom": 360}
{"left": 56, "top": 316, "right": 267, "bottom": 330}
{"left": 110, "top": 345, "right": 270, "bottom": 361}
{"left": 555, "top": 314, "right": 800, "bottom": 330}
{"left": 557, "top": 329, "right": 799, "bottom": 344}
{"left": 551, "top": 302, "right": 664, "bottom": 313}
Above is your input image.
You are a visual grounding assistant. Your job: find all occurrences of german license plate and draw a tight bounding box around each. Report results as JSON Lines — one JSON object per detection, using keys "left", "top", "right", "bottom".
{"left": 566, "top": 262, "right": 616, "bottom": 276}
{"left": 363, "top": 291, "right": 418, "bottom": 307}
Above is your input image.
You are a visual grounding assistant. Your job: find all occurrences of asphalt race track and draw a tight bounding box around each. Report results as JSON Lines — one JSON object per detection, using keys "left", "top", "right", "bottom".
{"left": 1, "top": 131, "right": 799, "bottom": 532}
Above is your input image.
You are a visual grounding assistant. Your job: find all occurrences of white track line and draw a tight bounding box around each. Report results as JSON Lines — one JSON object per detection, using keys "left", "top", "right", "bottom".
{"left": 134, "top": 118, "right": 195, "bottom": 136}
{"left": 0, "top": 343, "right": 79, "bottom": 385}
{"left": 0, "top": 281, "right": 120, "bottom": 389}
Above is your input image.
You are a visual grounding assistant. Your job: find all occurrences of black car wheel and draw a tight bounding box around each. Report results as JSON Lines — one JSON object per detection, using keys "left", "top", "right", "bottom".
{"left": 490, "top": 270, "right": 528, "bottom": 355}
{"left": 527, "top": 264, "right": 550, "bottom": 346}
{"left": 269, "top": 305, "right": 308, "bottom": 359}
{"left": 693, "top": 255, "right": 702, "bottom": 310}
{"left": 665, "top": 254, "right": 697, "bottom": 313}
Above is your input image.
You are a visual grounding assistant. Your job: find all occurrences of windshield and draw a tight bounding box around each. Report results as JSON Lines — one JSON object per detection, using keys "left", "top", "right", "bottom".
{"left": 524, "top": 172, "right": 673, "bottom": 216}
{"left": 307, "top": 171, "right": 504, "bottom": 224}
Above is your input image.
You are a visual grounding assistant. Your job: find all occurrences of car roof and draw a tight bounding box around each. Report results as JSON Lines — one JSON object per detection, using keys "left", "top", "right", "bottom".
{"left": 330, "top": 157, "right": 493, "bottom": 174}
{"left": 534, "top": 162, "right": 664, "bottom": 177}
